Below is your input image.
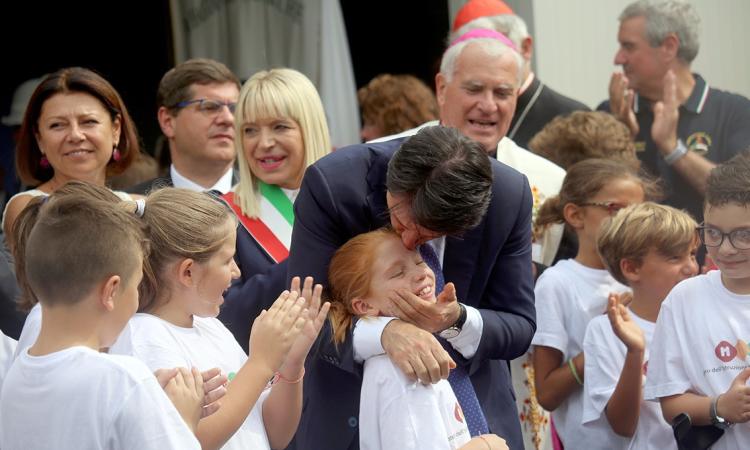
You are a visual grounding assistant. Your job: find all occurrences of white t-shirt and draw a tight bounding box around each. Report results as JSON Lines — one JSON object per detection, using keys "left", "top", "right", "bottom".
{"left": 359, "top": 354, "right": 471, "bottom": 450}
{"left": 0, "top": 329, "right": 17, "bottom": 390}
{"left": 14, "top": 303, "right": 40, "bottom": 360}
{"left": 531, "top": 259, "right": 629, "bottom": 449}
{"left": 583, "top": 310, "right": 673, "bottom": 450}
{"left": 110, "top": 313, "right": 270, "bottom": 450}
{"left": 0, "top": 345, "right": 199, "bottom": 450}
{"left": 645, "top": 271, "right": 750, "bottom": 450}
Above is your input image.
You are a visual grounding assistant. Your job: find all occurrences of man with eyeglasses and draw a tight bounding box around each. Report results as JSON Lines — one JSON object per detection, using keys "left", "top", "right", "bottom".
{"left": 129, "top": 58, "right": 240, "bottom": 195}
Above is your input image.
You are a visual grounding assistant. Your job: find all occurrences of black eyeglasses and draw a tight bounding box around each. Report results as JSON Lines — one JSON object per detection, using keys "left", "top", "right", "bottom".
{"left": 697, "top": 225, "right": 750, "bottom": 250}
{"left": 174, "top": 98, "right": 236, "bottom": 115}
{"left": 579, "top": 201, "right": 628, "bottom": 216}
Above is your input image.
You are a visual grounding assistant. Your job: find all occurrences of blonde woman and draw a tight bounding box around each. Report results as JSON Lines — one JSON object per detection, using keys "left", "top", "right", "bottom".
{"left": 219, "top": 68, "right": 331, "bottom": 350}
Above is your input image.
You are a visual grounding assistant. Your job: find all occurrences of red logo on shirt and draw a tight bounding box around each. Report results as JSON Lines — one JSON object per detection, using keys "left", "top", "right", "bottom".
{"left": 454, "top": 403, "right": 465, "bottom": 423}
{"left": 715, "top": 341, "right": 738, "bottom": 363}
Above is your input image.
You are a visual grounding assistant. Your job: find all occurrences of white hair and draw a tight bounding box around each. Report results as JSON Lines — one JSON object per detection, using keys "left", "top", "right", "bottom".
{"left": 449, "top": 14, "right": 529, "bottom": 50}
{"left": 440, "top": 38, "right": 524, "bottom": 87}
{"left": 620, "top": 0, "right": 700, "bottom": 63}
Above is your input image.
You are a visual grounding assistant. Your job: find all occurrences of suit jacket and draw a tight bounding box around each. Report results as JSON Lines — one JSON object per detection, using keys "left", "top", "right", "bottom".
{"left": 287, "top": 136, "right": 536, "bottom": 450}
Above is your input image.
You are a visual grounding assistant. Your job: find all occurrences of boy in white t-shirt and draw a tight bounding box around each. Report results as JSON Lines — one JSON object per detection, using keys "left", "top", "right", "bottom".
{"left": 0, "top": 193, "right": 202, "bottom": 450}
{"left": 644, "top": 152, "right": 750, "bottom": 450}
{"left": 582, "top": 202, "right": 699, "bottom": 450}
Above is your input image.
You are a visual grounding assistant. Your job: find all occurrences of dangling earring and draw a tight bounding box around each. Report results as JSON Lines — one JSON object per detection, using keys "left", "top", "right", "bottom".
{"left": 40, "top": 155, "right": 50, "bottom": 169}
{"left": 112, "top": 143, "right": 121, "bottom": 162}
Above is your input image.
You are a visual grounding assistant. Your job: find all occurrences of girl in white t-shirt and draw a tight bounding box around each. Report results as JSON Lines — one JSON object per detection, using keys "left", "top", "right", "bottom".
{"left": 110, "top": 188, "right": 330, "bottom": 450}
{"left": 327, "top": 228, "right": 507, "bottom": 450}
{"left": 583, "top": 202, "right": 699, "bottom": 450}
{"left": 531, "top": 159, "right": 647, "bottom": 449}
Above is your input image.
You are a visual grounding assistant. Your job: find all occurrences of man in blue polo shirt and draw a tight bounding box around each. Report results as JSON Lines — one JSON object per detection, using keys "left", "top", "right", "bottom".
{"left": 599, "top": 0, "right": 750, "bottom": 223}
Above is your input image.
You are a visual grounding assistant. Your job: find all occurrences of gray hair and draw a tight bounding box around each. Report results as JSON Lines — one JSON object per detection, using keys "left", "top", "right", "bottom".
{"left": 386, "top": 126, "right": 493, "bottom": 234}
{"left": 440, "top": 38, "right": 524, "bottom": 87}
{"left": 620, "top": 0, "right": 700, "bottom": 63}
{"left": 449, "top": 14, "right": 529, "bottom": 50}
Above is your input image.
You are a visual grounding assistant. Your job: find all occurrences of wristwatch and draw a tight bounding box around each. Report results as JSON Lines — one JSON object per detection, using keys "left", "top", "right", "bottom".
{"left": 664, "top": 139, "right": 688, "bottom": 165}
{"left": 438, "top": 303, "right": 467, "bottom": 339}
{"left": 710, "top": 395, "right": 732, "bottom": 430}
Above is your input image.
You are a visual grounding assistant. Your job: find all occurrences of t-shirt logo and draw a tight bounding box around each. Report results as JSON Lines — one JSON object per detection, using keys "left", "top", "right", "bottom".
{"left": 714, "top": 339, "right": 749, "bottom": 362}
{"left": 686, "top": 132, "right": 712, "bottom": 156}
{"left": 454, "top": 403, "right": 465, "bottom": 423}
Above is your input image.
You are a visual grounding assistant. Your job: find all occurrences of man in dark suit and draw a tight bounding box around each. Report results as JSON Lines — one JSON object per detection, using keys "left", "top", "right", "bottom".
{"left": 128, "top": 58, "right": 240, "bottom": 195}
{"left": 287, "top": 31, "right": 535, "bottom": 450}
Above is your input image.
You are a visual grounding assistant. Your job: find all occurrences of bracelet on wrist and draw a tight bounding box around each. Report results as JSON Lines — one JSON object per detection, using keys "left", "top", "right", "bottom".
{"left": 275, "top": 368, "right": 305, "bottom": 384}
{"left": 568, "top": 359, "right": 583, "bottom": 386}
{"left": 664, "top": 139, "right": 688, "bottom": 165}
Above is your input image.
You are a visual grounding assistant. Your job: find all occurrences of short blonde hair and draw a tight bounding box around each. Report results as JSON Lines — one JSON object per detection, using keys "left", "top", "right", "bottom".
{"left": 597, "top": 202, "right": 698, "bottom": 286}
{"left": 233, "top": 68, "right": 331, "bottom": 218}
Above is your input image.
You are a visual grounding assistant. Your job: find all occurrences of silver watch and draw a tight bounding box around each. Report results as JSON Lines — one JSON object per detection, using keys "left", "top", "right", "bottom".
{"left": 710, "top": 395, "right": 732, "bottom": 430}
{"left": 438, "top": 303, "right": 467, "bottom": 339}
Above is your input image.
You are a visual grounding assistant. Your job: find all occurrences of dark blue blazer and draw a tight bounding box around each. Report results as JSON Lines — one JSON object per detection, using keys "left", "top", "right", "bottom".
{"left": 218, "top": 218, "right": 289, "bottom": 354}
{"left": 287, "top": 137, "right": 536, "bottom": 450}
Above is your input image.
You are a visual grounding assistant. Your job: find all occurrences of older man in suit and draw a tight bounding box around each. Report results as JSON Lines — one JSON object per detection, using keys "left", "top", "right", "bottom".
{"left": 287, "top": 30, "right": 535, "bottom": 450}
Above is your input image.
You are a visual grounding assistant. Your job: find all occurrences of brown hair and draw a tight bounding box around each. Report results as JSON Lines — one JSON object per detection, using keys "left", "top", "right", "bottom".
{"left": 157, "top": 58, "right": 240, "bottom": 110}
{"left": 528, "top": 111, "right": 639, "bottom": 170}
{"left": 16, "top": 67, "right": 140, "bottom": 186}
{"left": 135, "top": 188, "right": 236, "bottom": 312}
{"left": 535, "top": 159, "right": 656, "bottom": 232}
{"left": 597, "top": 202, "right": 698, "bottom": 285}
{"left": 11, "top": 182, "right": 124, "bottom": 311}
{"left": 705, "top": 150, "right": 750, "bottom": 209}
{"left": 23, "top": 187, "right": 145, "bottom": 307}
{"left": 327, "top": 228, "right": 398, "bottom": 345}
{"left": 358, "top": 74, "right": 438, "bottom": 137}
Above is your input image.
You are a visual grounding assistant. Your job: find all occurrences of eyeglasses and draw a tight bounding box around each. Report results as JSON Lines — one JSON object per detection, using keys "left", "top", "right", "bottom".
{"left": 174, "top": 98, "right": 236, "bottom": 115}
{"left": 697, "top": 225, "right": 750, "bottom": 250}
{"left": 579, "top": 201, "right": 628, "bottom": 216}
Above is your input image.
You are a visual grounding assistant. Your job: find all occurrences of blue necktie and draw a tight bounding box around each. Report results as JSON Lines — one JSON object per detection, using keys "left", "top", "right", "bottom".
{"left": 419, "top": 243, "right": 490, "bottom": 437}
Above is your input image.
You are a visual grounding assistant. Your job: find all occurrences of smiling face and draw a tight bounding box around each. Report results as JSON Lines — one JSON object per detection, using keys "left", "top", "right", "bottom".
{"left": 164, "top": 82, "right": 239, "bottom": 169}
{"left": 435, "top": 42, "right": 519, "bottom": 153}
{"left": 353, "top": 233, "right": 436, "bottom": 317}
{"left": 242, "top": 116, "right": 306, "bottom": 189}
{"left": 35, "top": 92, "right": 121, "bottom": 185}
{"left": 188, "top": 219, "right": 241, "bottom": 318}
{"left": 629, "top": 243, "right": 699, "bottom": 303}
{"left": 704, "top": 202, "right": 750, "bottom": 294}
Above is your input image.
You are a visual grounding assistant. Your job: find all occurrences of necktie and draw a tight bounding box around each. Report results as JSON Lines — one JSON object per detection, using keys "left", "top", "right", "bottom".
{"left": 419, "top": 243, "right": 490, "bottom": 436}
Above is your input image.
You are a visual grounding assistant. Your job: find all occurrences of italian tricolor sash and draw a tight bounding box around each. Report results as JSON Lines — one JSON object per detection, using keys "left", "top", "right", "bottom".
{"left": 222, "top": 183, "right": 294, "bottom": 263}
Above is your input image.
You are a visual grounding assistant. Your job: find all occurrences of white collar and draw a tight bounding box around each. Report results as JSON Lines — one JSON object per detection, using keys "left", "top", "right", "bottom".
{"left": 170, "top": 165, "right": 234, "bottom": 194}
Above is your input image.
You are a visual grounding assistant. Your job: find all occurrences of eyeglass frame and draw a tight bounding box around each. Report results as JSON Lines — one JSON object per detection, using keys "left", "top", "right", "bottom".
{"left": 172, "top": 98, "right": 237, "bottom": 115}
{"left": 696, "top": 224, "right": 750, "bottom": 250}
{"left": 578, "top": 201, "right": 628, "bottom": 216}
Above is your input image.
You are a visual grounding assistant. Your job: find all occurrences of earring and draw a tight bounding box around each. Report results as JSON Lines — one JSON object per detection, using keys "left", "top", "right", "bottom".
{"left": 112, "top": 143, "right": 121, "bottom": 162}
{"left": 40, "top": 155, "right": 50, "bottom": 169}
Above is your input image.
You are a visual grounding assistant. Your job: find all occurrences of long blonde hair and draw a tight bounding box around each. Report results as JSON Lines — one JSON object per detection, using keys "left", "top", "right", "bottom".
{"left": 233, "top": 68, "right": 331, "bottom": 218}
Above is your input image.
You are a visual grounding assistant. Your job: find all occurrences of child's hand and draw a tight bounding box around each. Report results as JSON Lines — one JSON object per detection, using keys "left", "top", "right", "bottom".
{"left": 279, "top": 277, "right": 331, "bottom": 376}
{"left": 607, "top": 293, "right": 645, "bottom": 353}
{"left": 717, "top": 368, "right": 750, "bottom": 423}
{"left": 200, "top": 367, "right": 227, "bottom": 418}
{"left": 163, "top": 367, "right": 204, "bottom": 432}
{"left": 248, "top": 290, "right": 308, "bottom": 375}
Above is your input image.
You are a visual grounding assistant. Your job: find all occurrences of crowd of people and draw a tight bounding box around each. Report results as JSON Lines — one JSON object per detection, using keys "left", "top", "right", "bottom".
{"left": 1, "top": 0, "right": 750, "bottom": 449}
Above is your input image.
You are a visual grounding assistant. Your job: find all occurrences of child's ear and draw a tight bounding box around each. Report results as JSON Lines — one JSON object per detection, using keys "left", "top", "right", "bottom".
{"left": 176, "top": 258, "right": 196, "bottom": 288}
{"left": 563, "top": 203, "right": 585, "bottom": 230}
{"left": 100, "top": 275, "right": 122, "bottom": 311}
{"left": 620, "top": 258, "right": 641, "bottom": 284}
{"left": 351, "top": 297, "right": 378, "bottom": 316}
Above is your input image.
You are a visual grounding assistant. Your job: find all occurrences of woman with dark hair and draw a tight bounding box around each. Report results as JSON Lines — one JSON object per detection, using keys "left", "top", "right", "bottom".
{"left": 2, "top": 67, "right": 140, "bottom": 238}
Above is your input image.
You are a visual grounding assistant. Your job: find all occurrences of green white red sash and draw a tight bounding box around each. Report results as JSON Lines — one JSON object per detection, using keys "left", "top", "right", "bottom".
{"left": 222, "top": 182, "right": 294, "bottom": 263}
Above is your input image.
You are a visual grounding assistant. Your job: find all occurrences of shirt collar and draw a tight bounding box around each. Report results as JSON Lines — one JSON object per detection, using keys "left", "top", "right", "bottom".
{"left": 170, "top": 165, "right": 234, "bottom": 194}
{"left": 633, "top": 73, "right": 709, "bottom": 114}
